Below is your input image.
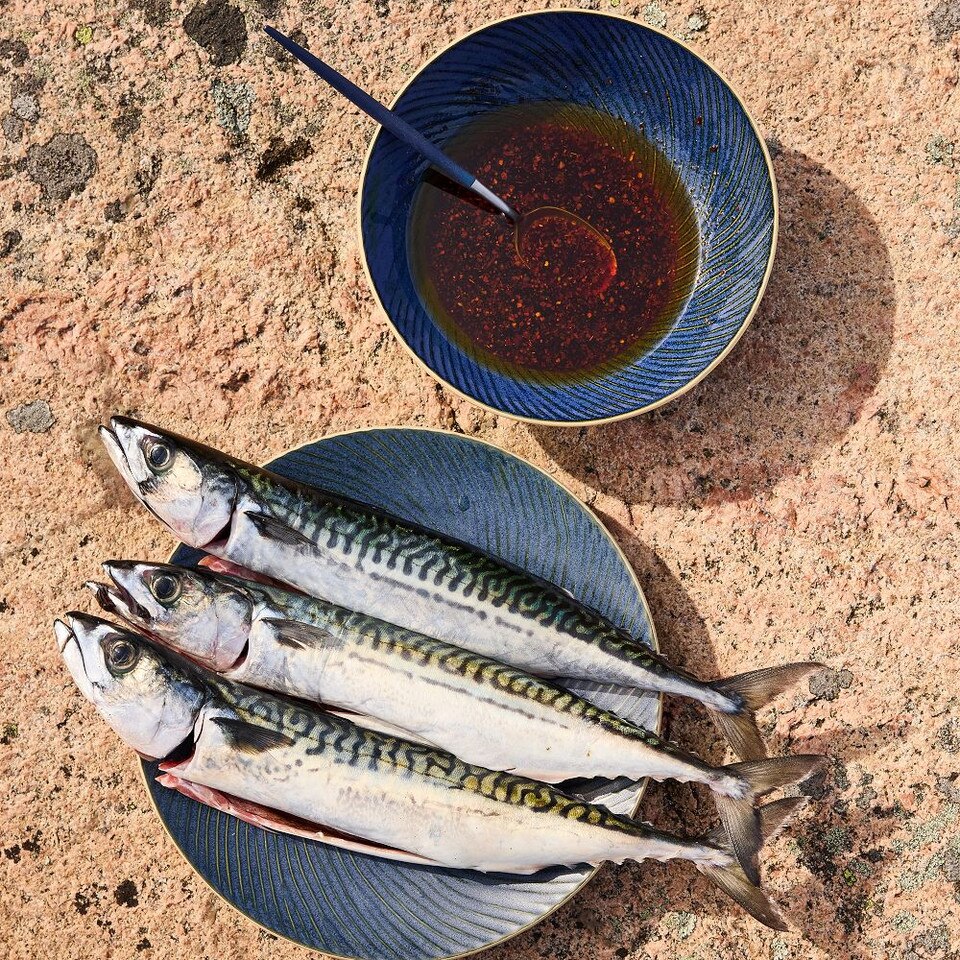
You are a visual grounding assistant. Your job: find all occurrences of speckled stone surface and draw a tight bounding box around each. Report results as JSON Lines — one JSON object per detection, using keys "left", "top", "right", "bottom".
{"left": 2, "top": 1, "right": 958, "bottom": 958}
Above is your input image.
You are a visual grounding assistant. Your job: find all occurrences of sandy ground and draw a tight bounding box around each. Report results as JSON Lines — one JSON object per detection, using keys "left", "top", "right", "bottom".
{"left": 2, "top": 0, "right": 959, "bottom": 957}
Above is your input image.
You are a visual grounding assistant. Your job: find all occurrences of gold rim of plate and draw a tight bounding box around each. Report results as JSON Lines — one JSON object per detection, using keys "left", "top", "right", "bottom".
{"left": 356, "top": 8, "right": 780, "bottom": 428}
{"left": 138, "top": 424, "right": 662, "bottom": 959}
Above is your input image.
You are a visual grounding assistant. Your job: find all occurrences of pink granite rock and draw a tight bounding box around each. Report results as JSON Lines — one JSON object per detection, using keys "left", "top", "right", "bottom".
{"left": 1, "top": 1, "right": 958, "bottom": 958}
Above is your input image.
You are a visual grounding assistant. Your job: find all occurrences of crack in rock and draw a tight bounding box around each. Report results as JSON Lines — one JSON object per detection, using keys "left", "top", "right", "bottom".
{"left": 256, "top": 137, "right": 313, "bottom": 181}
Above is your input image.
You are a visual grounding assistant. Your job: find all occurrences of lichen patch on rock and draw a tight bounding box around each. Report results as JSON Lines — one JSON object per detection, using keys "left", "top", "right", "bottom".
{"left": 6, "top": 400, "right": 55, "bottom": 434}
{"left": 26, "top": 133, "right": 98, "bottom": 203}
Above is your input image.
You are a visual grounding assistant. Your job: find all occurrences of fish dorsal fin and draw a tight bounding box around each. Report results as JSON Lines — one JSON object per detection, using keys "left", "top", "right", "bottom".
{"left": 259, "top": 617, "right": 334, "bottom": 651}
{"left": 155, "top": 772, "right": 444, "bottom": 866}
{"left": 242, "top": 511, "right": 314, "bottom": 548}
{"left": 212, "top": 716, "right": 296, "bottom": 754}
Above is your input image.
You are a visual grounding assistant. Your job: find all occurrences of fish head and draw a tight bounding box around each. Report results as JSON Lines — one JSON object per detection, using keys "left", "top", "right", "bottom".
{"left": 100, "top": 416, "right": 241, "bottom": 549}
{"left": 55, "top": 612, "right": 206, "bottom": 759}
{"left": 93, "top": 562, "right": 254, "bottom": 672}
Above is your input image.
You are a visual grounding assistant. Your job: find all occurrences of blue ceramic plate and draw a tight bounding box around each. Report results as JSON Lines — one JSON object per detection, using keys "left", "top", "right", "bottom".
{"left": 144, "top": 428, "right": 659, "bottom": 959}
{"left": 359, "top": 11, "right": 776, "bottom": 425}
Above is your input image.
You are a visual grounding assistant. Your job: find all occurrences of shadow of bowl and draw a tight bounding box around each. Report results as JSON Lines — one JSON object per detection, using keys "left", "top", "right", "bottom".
{"left": 530, "top": 147, "right": 896, "bottom": 506}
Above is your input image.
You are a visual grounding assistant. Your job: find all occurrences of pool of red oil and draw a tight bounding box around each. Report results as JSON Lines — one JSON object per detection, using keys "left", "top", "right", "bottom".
{"left": 408, "top": 101, "right": 701, "bottom": 379}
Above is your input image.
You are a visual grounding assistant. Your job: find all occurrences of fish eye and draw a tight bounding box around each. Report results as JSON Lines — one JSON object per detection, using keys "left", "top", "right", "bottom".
{"left": 151, "top": 573, "right": 181, "bottom": 603}
{"left": 144, "top": 439, "right": 172, "bottom": 472}
{"left": 106, "top": 638, "right": 140, "bottom": 674}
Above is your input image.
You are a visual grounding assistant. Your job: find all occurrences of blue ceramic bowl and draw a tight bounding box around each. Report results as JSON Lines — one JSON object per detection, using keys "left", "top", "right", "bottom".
{"left": 359, "top": 11, "right": 776, "bottom": 424}
{"left": 147, "top": 428, "right": 659, "bottom": 959}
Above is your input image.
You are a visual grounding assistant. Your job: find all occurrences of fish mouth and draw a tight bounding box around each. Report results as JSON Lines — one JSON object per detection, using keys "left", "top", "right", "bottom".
{"left": 100, "top": 421, "right": 145, "bottom": 503}
{"left": 101, "top": 416, "right": 164, "bottom": 499}
{"left": 87, "top": 570, "right": 152, "bottom": 627}
{"left": 54, "top": 618, "right": 76, "bottom": 655}
{"left": 100, "top": 420, "right": 131, "bottom": 473}
{"left": 55, "top": 613, "right": 107, "bottom": 694}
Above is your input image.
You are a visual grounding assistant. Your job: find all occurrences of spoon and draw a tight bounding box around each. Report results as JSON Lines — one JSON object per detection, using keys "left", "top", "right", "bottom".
{"left": 264, "top": 26, "right": 618, "bottom": 292}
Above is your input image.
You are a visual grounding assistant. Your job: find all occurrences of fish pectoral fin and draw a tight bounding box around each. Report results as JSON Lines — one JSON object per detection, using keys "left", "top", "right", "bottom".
{"left": 242, "top": 511, "right": 315, "bottom": 549}
{"left": 211, "top": 716, "right": 297, "bottom": 754}
{"left": 155, "top": 772, "right": 444, "bottom": 866}
{"left": 259, "top": 617, "right": 334, "bottom": 651}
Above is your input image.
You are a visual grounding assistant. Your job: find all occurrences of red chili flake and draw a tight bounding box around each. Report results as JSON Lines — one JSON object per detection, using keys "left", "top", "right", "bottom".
{"left": 409, "top": 103, "right": 700, "bottom": 376}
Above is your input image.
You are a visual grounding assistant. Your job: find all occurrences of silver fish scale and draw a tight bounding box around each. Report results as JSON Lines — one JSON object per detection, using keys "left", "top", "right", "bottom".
{"left": 212, "top": 674, "right": 662, "bottom": 839}
{"left": 242, "top": 466, "right": 671, "bottom": 677}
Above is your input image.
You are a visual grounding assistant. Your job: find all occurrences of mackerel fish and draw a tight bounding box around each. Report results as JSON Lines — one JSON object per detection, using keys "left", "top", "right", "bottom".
{"left": 90, "top": 560, "right": 821, "bottom": 880}
{"left": 100, "top": 416, "right": 822, "bottom": 761}
{"left": 55, "top": 611, "right": 807, "bottom": 929}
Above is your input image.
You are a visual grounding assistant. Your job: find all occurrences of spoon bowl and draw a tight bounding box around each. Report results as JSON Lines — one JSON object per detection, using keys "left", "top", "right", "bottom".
{"left": 514, "top": 206, "right": 618, "bottom": 297}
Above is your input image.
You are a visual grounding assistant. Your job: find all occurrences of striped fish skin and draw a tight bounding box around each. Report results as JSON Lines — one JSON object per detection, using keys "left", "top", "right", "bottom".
{"left": 99, "top": 418, "right": 732, "bottom": 709}
{"left": 54, "top": 612, "right": 732, "bottom": 875}
{"left": 95, "top": 561, "right": 733, "bottom": 791}
{"left": 231, "top": 474, "right": 721, "bottom": 698}
{"left": 177, "top": 693, "right": 723, "bottom": 874}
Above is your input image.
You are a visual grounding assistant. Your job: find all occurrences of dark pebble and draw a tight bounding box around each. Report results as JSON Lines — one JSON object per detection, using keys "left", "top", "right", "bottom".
{"left": 104, "top": 200, "right": 127, "bottom": 222}
{"left": 114, "top": 879, "right": 139, "bottom": 907}
{"left": 112, "top": 108, "right": 143, "bottom": 141}
{"left": 0, "top": 38, "right": 29, "bottom": 69}
{"left": 26, "top": 133, "right": 98, "bottom": 203}
{"left": 131, "top": 0, "right": 172, "bottom": 27}
{"left": 1, "top": 229, "right": 21, "bottom": 257}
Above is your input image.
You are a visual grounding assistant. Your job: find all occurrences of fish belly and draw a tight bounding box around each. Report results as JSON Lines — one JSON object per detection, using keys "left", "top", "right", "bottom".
{"left": 230, "top": 624, "right": 606, "bottom": 781}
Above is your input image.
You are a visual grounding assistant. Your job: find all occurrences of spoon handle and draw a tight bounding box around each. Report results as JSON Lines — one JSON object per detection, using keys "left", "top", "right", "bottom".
{"left": 264, "top": 26, "right": 518, "bottom": 222}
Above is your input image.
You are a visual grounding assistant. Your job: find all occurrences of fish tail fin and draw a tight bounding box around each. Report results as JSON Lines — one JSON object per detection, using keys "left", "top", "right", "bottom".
{"left": 712, "top": 755, "right": 826, "bottom": 884}
{"left": 698, "top": 796, "right": 808, "bottom": 931}
{"left": 709, "top": 662, "right": 826, "bottom": 760}
{"left": 726, "top": 753, "right": 827, "bottom": 795}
